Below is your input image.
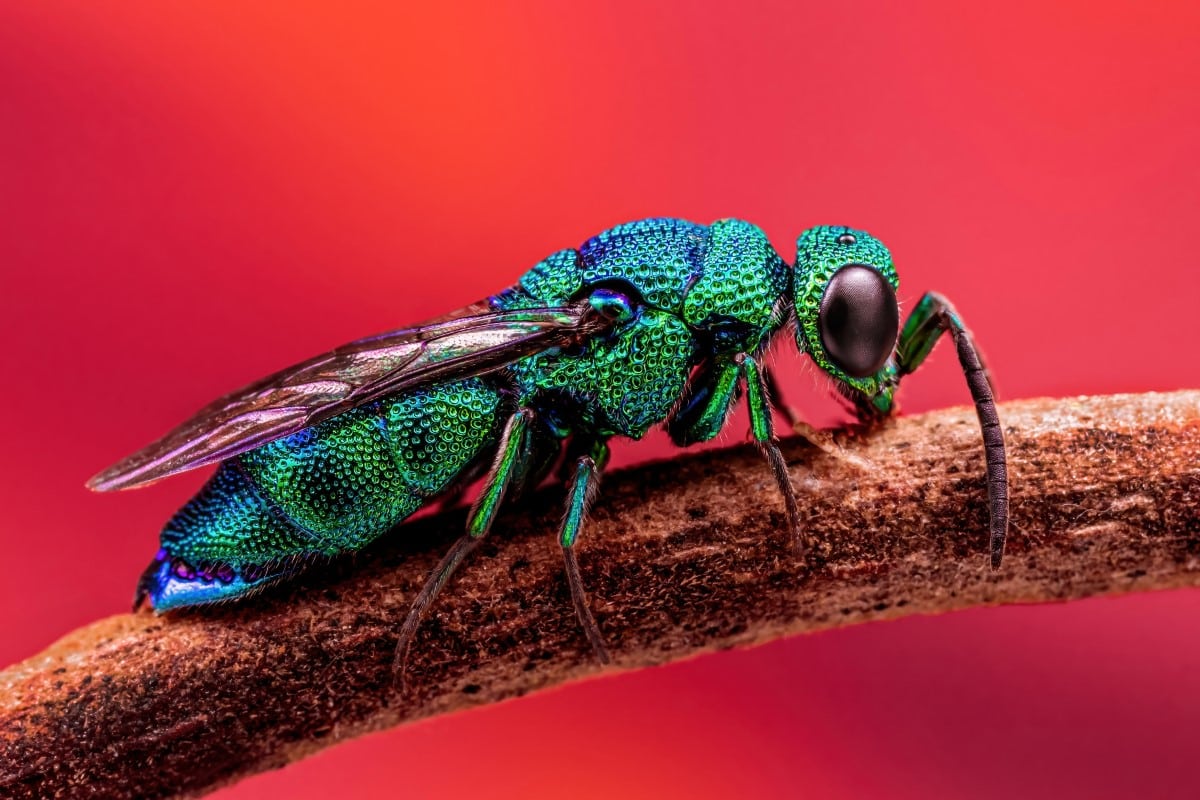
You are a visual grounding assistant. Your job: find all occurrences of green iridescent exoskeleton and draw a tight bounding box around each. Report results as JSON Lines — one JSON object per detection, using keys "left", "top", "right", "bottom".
{"left": 89, "top": 217, "right": 1009, "bottom": 676}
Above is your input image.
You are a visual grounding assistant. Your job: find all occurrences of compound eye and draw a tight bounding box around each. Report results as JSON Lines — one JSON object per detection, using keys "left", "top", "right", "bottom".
{"left": 818, "top": 264, "right": 899, "bottom": 378}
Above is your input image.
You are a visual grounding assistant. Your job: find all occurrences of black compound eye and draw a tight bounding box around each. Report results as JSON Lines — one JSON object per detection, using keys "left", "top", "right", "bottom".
{"left": 818, "top": 264, "right": 899, "bottom": 378}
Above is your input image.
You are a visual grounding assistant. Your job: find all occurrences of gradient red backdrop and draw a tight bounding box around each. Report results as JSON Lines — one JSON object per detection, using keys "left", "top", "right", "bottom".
{"left": 3, "top": 2, "right": 1199, "bottom": 798}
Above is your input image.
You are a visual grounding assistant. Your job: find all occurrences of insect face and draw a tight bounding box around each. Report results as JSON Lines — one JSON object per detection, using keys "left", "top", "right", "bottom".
{"left": 792, "top": 226, "right": 900, "bottom": 412}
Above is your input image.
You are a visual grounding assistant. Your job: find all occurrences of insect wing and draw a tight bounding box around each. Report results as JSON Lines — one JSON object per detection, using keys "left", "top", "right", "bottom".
{"left": 88, "top": 303, "right": 601, "bottom": 492}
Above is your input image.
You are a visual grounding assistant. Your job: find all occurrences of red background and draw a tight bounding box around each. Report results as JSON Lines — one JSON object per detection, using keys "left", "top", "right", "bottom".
{"left": 3, "top": 2, "right": 1200, "bottom": 798}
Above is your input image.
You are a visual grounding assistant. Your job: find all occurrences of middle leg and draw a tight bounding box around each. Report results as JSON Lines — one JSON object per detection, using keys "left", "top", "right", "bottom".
{"left": 557, "top": 440, "right": 612, "bottom": 664}
{"left": 667, "top": 353, "right": 807, "bottom": 558}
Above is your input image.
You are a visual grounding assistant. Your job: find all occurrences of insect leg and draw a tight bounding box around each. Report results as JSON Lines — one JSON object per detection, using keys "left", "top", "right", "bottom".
{"left": 392, "top": 408, "right": 535, "bottom": 684}
{"left": 762, "top": 366, "right": 800, "bottom": 431}
{"left": 764, "top": 365, "right": 868, "bottom": 469}
{"left": 668, "top": 354, "right": 806, "bottom": 558}
{"left": 558, "top": 441, "right": 611, "bottom": 664}
{"left": 896, "top": 292, "right": 1009, "bottom": 567}
{"left": 666, "top": 356, "right": 742, "bottom": 445}
{"left": 738, "top": 354, "right": 807, "bottom": 558}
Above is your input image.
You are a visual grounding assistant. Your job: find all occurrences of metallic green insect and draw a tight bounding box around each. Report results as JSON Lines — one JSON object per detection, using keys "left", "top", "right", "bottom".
{"left": 89, "top": 218, "right": 1009, "bottom": 672}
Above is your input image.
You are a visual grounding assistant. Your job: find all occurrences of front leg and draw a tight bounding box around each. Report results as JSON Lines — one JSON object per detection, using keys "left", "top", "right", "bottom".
{"left": 765, "top": 366, "right": 872, "bottom": 471}
{"left": 668, "top": 354, "right": 807, "bottom": 558}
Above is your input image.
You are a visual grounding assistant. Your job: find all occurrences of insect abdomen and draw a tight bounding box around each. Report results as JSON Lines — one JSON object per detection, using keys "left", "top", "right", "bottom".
{"left": 145, "top": 378, "right": 504, "bottom": 609}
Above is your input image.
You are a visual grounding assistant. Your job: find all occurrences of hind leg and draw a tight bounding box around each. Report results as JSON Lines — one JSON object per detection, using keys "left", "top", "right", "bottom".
{"left": 392, "top": 408, "right": 535, "bottom": 684}
{"left": 557, "top": 440, "right": 611, "bottom": 664}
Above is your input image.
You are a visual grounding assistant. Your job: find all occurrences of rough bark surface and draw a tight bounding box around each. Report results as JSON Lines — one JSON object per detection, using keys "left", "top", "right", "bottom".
{"left": 1, "top": 392, "right": 1198, "bottom": 799}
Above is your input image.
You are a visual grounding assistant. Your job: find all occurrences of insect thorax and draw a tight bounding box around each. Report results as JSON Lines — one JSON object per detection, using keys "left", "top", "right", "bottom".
{"left": 492, "top": 217, "right": 791, "bottom": 439}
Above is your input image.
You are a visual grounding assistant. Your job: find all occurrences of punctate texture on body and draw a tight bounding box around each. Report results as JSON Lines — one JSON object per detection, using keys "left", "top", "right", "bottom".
{"left": 88, "top": 217, "right": 1009, "bottom": 667}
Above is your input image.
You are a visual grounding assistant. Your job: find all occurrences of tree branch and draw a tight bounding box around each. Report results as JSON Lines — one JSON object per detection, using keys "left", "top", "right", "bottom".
{"left": 2, "top": 392, "right": 1198, "bottom": 799}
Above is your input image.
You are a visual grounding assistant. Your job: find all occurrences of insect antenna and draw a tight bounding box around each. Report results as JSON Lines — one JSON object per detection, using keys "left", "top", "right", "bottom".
{"left": 897, "top": 293, "right": 1009, "bottom": 567}
{"left": 947, "top": 324, "right": 1008, "bottom": 568}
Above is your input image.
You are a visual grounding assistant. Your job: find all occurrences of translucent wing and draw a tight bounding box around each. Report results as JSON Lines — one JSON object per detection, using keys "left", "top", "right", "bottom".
{"left": 89, "top": 301, "right": 604, "bottom": 492}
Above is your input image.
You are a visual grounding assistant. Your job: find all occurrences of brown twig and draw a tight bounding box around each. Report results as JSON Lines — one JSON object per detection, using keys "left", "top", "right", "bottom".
{"left": 2, "top": 392, "right": 1198, "bottom": 799}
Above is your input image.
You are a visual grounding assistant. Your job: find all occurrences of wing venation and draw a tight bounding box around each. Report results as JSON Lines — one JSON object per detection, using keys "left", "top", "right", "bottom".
{"left": 88, "top": 303, "right": 602, "bottom": 492}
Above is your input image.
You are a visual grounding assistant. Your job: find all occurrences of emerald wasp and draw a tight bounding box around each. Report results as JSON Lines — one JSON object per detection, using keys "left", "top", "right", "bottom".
{"left": 89, "top": 218, "right": 1009, "bottom": 674}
